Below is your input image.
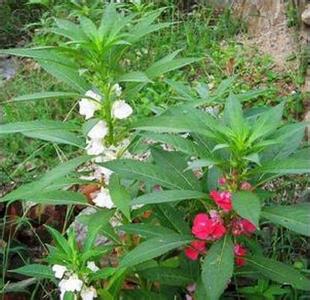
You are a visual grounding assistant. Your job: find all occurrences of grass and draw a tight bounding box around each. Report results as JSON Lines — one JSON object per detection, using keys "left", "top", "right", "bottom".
{"left": 0, "top": 65, "right": 80, "bottom": 186}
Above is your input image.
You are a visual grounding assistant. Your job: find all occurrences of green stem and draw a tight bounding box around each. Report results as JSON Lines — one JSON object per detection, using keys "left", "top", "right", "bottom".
{"left": 102, "top": 86, "right": 115, "bottom": 146}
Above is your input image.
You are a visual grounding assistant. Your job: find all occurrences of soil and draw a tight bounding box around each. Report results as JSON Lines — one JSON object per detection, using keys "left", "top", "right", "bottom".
{"left": 233, "top": 0, "right": 298, "bottom": 69}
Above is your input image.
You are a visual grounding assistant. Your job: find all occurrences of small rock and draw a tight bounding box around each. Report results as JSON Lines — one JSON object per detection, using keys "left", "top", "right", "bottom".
{"left": 302, "top": 6, "right": 310, "bottom": 26}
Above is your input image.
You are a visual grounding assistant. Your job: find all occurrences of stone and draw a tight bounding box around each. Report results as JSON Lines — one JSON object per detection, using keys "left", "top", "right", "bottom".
{"left": 302, "top": 6, "right": 310, "bottom": 25}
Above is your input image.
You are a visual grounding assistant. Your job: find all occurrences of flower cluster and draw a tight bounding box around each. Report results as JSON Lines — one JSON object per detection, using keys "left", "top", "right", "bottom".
{"left": 185, "top": 187, "right": 256, "bottom": 265}
{"left": 78, "top": 85, "right": 133, "bottom": 209}
{"left": 79, "top": 85, "right": 132, "bottom": 157}
{"left": 52, "top": 261, "right": 99, "bottom": 300}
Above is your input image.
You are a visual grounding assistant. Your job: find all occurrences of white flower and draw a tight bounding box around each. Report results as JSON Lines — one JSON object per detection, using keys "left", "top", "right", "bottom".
{"left": 87, "top": 261, "right": 99, "bottom": 272}
{"left": 52, "top": 264, "right": 67, "bottom": 279}
{"left": 79, "top": 90, "right": 102, "bottom": 120}
{"left": 92, "top": 188, "right": 114, "bottom": 209}
{"left": 111, "top": 100, "right": 133, "bottom": 119}
{"left": 87, "top": 121, "right": 108, "bottom": 139}
{"left": 86, "top": 139, "right": 105, "bottom": 155}
{"left": 59, "top": 274, "right": 83, "bottom": 299}
{"left": 93, "top": 166, "right": 114, "bottom": 183}
{"left": 81, "top": 286, "right": 97, "bottom": 300}
{"left": 112, "top": 83, "right": 122, "bottom": 97}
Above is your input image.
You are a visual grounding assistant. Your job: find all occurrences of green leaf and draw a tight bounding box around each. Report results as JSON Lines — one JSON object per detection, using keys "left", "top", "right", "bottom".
{"left": 262, "top": 123, "right": 306, "bottom": 161}
{"left": 202, "top": 235, "right": 234, "bottom": 300}
{"left": 24, "top": 129, "right": 84, "bottom": 147}
{"left": 254, "top": 158, "right": 310, "bottom": 176}
{"left": 118, "top": 224, "right": 175, "bottom": 239}
{"left": 10, "top": 264, "right": 54, "bottom": 280}
{"left": 261, "top": 204, "right": 310, "bottom": 236}
{"left": 54, "top": 18, "right": 88, "bottom": 41}
{"left": 22, "top": 191, "right": 88, "bottom": 205}
{"left": 11, "top": 92, "right": 79, "bottom": 102}
{"left": 140, "top": 132, "right": 206, "bottom": 157}
{"left": 146, "top": 56, "right": 200, "bottom": 78}
{"left": 103, "top": 159, "right": 191, "bottom": 190}
{"left": 139, "top": 267, "right": 192, "bottom": 286}
{"left": 0, "top": 47, "right": 77, "bottom": 68}
{"left": 89, "top": 267, "right": 116, "bottom": 281}
{"left": 187, "top": 159, "right": 218, "bottom": 170}
{"left": 248, "top": 102, "right": 284, "bottom": 144}
{"left": 0, "top": 120, "right": 76, "bottom": 134}
{"left": 246, "top": 255, "right": 310, "bottom": 291}
{"left": 224, "top": 94, "right": 247, "bottom": 135}
{"left": 79, "top": 209, "right": 116, "bottom": 252}
{"left": 131, "top": 190, "right": 207, "bottom": 206}
{"left": 80, "top": 16, "right": 98, "bottom": 40}
{"left": 39, "top": 60, "right": 89, "bottom": 93}
{"left": 46, "top": 225, "right": 71, "bottom": 255}
{"left": 151, "top": 148, "right": 201, "bottom": 191}
{"left": 133, "top": 108, "right": 216, "bottom": 138}
{"left": 154, "top": 204, "right": 190, "bottom": 234}
{"left": 109, "top": 174, "right": 131, "bottom": 221}
{"left": 118, "top": 71, "right": 152, "bottom": 83}
{"left": 232, "top": 192, "right": 261, "bottom": 227}
{"left": 1, "top": 156, "right": 90, "bottom": 202}
{"left": 120, "top": 234, "right": 192, "bottom": 268}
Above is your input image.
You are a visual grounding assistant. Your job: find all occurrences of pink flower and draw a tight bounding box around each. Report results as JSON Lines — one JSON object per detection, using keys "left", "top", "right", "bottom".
{"left": 192, "top": 213, "right": 226, "bottom": 241}
{"left": 234, "top": 244, "right": 247, "bottom": 266}
{"left": 192, "top": 213, "right": 214, "bottom": 240}
{"left": 232, "top": 218, "right": 256, "bottom": 236}
{"left": 210, "top": 191, "right": 232, "bottom": 212}
{"left": 240, "top": 182, "right": 252, "bottom": 191}
{"left": 218, "top": 177, "right": 227, "bottom": 185}
{"left": 184, "top": 240, "right": 207, "bottom": 260}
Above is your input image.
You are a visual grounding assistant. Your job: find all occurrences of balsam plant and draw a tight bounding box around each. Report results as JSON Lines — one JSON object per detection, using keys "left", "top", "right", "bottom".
{"left": 100, "top": 95, "right": 310, "bottom": 299}
{"left": 1, "top": 3, "right": 309, "bottom": 300}
{"left": 0, "top": 3, "right": 197, "bottom": 148}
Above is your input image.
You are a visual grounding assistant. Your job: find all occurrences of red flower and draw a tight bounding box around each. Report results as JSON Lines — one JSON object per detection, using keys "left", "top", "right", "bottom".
{"left": 184, "top": 240, "right": 207, "bottom": 260}
{"left": 240, "top": 181, "right": 252, "bottom": 191}
{"left": 232, "top": 218, "right": 256, "bottom": 236}
{"left": 210, "top": 191, "right": 232, "bottom": 212}
{"left": 192, "top": 212, "right": 226, "bottom": 241}
{"left": 218, "top": 177, "right": 227, "bottom": 185}
{"left": 192, "top": 213, "right": 214, "bottom": 240}
{"left": 241, "top": 219, "right": 256, "bottom": 233}
{"left": 234, "top": 244, "right": 247, "bottom": 266}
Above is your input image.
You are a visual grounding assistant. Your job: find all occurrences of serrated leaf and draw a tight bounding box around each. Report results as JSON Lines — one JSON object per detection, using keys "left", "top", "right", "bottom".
{"left": 232, "top": 192, "right": 261, "bottom": 227}
{"left": 120, "top": 234, "right": 192, "bottom": 268}
{"left": 103, "top": 159, "right": 192, "bottom": 190}
{"left": 154, "top": 204, "right": 190, "bottom": 234}
{"left": 261, "top": 204, "right": 310, "bottom": 236}
{"left": 202, "top": 235, "right": 234, "bottom": 300}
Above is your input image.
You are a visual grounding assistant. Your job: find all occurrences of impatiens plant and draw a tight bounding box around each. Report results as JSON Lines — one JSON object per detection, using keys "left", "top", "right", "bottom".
{"left": 1, "top": 3, "right": 310, "bottom": 299}
{"left": 101, "top": 95, "right": 310, "bottom": 299}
